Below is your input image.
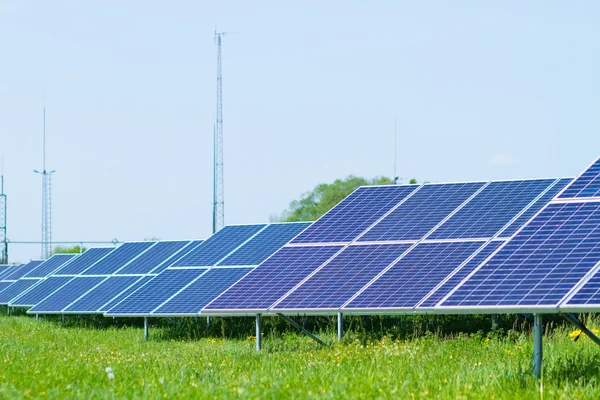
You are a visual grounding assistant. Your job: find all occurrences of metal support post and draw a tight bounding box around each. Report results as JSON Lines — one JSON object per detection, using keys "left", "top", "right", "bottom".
{"left": 562, "top": 313, "right": 600, "bottom": 346}
{"left": 277, "top": 313, "right": 329, "bottom": 347}
{"left": 256, "top": 314, "right": 262, "bottom": 351}
{"left": 144, "top": 317, "right": 149, "bottom": 341}
{"left": 337, "top": 312, "right": 343, "bottom": 341}
{"left": 492, "top": 315, "right": 498, "bottom": 332}
{"left": 207, "top": 316, "right": 210, "bottom": 327}
{"left": 36, "top": 314, "right": 39, "bottom": 322}
{"left": 533, "top": 314, "right": 543, "bottom": 380}
{"left": 62, "top": 314, "right": 65, "bottom": 324}
{"left": 6, "top": 305, "right": 9, "bottom": 316}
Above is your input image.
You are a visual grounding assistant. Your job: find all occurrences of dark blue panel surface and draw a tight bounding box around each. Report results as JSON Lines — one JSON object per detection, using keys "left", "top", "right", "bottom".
{"left": 274, "top": 244, "right": 411, "bottom": 310}
{"left": 28, "top": 277, "right": 105, "bottom": 312}
{"left": 105, "top": 269, "right": 206, "bottom": 315}
{"left": 24, "top": 254, "right": 77, "bottom": 278}
{"left": 173, "top": 225, "right": 266, "bottom": 267}
{"left": 429, "top": 179, "right": 555, "bottom": 240}
{"left": 2, "top": 261, "right": 44, "bottom": 280}
{"left": 0, "top": 265, "right": 21, "bottom": 280}
{"left": 559, "top": 158, "right": 600, "bottom": 199}
{"left": 291, "top": 186, "right": 418, "bottom": 244}
{"left": 443, "top": 203, "right": 600, "bottom": 307}
{"left": 0, "top": 279, "right": 41, "bottom": 304}
{"left": 154, "top": 268, "right": 251, "bottom": 315}
{"left": 82, "top": 242, "right": 155, "bottom": 275}
{"left": 55, "top": 248, "right": 115, "bottom": 275}
{"left": 64, "top": 276, "right": 142, "bottom": 312}
{"left": 100, "top": 276, "right": 154, "bottom": 312}
{"left": 205, "top": 245, "right": 342, "bottom": 311}
{"left": 151, "top": 241, "right": 204, "bottom": 273}
{"left": 218, "top": 223, "right": 310, "bottom": 266}
{"left": 116, "top": 241, "right": 191, "bottom": 275}
{"left": 0, "top": 281, "right": 12, "bottom": 292}
{"left": 10, "top": 276, "right": 73, "bottom": 306}
{"left": 418, "top": 241, "right": 505, "bottom": 307}
{"left": 359, "top": 183, "right": 484, "bottom": 242}
{"left": 499, "top": 178, "right": 571, "bottom": 237}
{"left": 346, "top": 241, "right": 483, "bottom": 309}
{"left": 566, "top": 270, "right": 600, "bottom": 306}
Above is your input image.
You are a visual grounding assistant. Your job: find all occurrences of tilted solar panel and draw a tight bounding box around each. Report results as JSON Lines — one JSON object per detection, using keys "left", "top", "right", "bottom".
{"left": 28, "top": 277, "right": 105, "bottom": 313}
{"left": 10, "top": 276, "right": 74, "bottom": 307}
{"left": 150, "top": 241, "right": 204, "bottom": 274}
{"left": 82, "top": 242, "right": 155, "bottom": 275}
{"left": 55, "top": 248, "right": 114, "bottom": 275}
{"left": 0, "top": 279, "right": 41, "bottom": 304}
{"left": 100, "top": 276, "right": 154, "bottom": 312}
{"left": 64, "top": 276, "right": 143, "bottom": 313}
{"left": 2, "top": 261, "right": 44, "bottom": 281}
{"left": 116, "top": 241, "right": 192, "bottom": 275}
{"left": 24, "top": 254, "right": 77, "bottom": 278}
{"left": 558, "top": 157, "right": 600, "bottom": 199}
{"left": 0, "top": 281, "right": 12, "bottom": 293}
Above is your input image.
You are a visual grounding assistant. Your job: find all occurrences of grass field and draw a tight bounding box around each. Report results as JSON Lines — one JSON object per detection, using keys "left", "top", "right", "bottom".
{"left": 1, "top": 312, "right": 600, "bottom": 399}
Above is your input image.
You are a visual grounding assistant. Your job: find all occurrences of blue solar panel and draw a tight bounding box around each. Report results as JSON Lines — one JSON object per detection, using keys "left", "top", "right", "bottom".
{"left": 558, "top": 158, "right": 600, "bottom": 199}
{"left": 499, "top": 178, "right": 572, "bottom": 237}
{"left": 153, "top": 268, "right": 251, "bottom": 315}
{"left": 55, "top": 248, "right": 115, "bottom": 275}
{"left": 442, "top": 202, "right": 600, "bottom": 307}
{"left": 100, "top": 276, "right": 154, "bottom": 312}
{"left": 10, "top": 276, "right": 73, "bottom": 306}
{"left": 0, "top": 279, "right": 41, "bottom": 304}
{"left": 0, "top": 265, "right": 21, "bottom": 280}
{"left": 64, "top": 276, "right": 142, "bottom": 313}
{"left": 428, "top": 179, "right": 556, "bottom": 240}
{"left": 565, "top": 270, "right": 600, "bottom": 306}
{"left": 291, "top": 185, "right": 418, "bottom": 244}
{"left": 82, "top": 242, "right": 155, "bottom": 275}
{"left": 2, "top": 261, "right": 44, "bottom": 280}
{"left": 173, "top": 225, "right": 266, "bottom": 267}
{"left": 218, "top": 223, "right": 310, "bottom": 266}
{"left": 204, "top": 245, "right": 342, "bottom": 311}
{"left": 105, "top": 269, "right": 206, "bottom": 315}
{"left": 358, "top": 183, "right": 484, "bottom": 242}
{"left": 273, "top": 244, "right": 411, "bottom": 310}
{"left": 150, "top": 241, "right": 204, "bottom": 274}
{"left": 28, "top": 277, "right": 105, "bottom": 313}
{"left": 116, "top": 241, "right": 191, "bottom": 275}
{"left": 0, "top": 281, "right": 12, "bottom": 292}
{"left": 418, "top": 240, "right": 505, "bottom": 307}
{"left": 345, "top": 241, "right": 484, "bottom": 309}
{"left": 24, "top": 254, "right": 77, "bottom": 278}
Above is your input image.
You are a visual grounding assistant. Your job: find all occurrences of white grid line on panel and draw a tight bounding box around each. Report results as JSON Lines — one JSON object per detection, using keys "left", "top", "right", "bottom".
{"left": 558, "top": 259, "right": 600, "bottom": 307}
{"left": 554, "top": 157, "right": 600, "bottom": 199}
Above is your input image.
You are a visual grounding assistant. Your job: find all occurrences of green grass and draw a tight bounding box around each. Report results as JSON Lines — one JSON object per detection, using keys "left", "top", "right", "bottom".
{"left": 1, "top": 314, "right": 600, "bottom": 399}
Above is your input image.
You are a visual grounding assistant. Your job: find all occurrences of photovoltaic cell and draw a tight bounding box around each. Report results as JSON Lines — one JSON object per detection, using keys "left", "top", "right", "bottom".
{"left": 418, "top": 240, "right": 505, "bottom": 307}
{"left": 24, "top": 254, "right": 77, "bottom": 278}
{"left": 64, "top": 276, "right": 142, "bottom": 313}
{"left": 173, "top": 225, "right": 266, "bottom": 267}
{"left": 217, "top": 223, "right": 310, "bottom": 266}
{"left": 499, "top": 178, "right": 572, "bottom": 237}
{"left": 442, "top": 203, "right": 600, "bottom": 307}
{"left": 558, "top": 158, "right": 600, "bottom": 199}
{"left": 428, "top": 179, "right": 555, "bottom": 240}
{"left": 0, "top": 265, "right": 21, "bottom": 280}
{"left": 204, "top": 245, "right": 342, "bottom": 311}
{"left": 100, "top": 276, "right": 155, "bottom": 312}
{"left": 0, "top": 282, "right": 12, "bottom": 292}
{"left": 116, "top": 241, "right": 191, "bottom": 275}
{"left": 346, "top": 241, "right": 483, "bottom": 309}
{"left": 291, "top": 185, "right": 418, "bottom": 244}
{"left": 28, "top": 277, "right": 105, "bottom": 313}
{"left": 82, "top": 242, "right": 155, "bottom": 275}
{"left": 105, "top": 269, "right": 207, "bottom": 315}
{"left": 150, "top": 241, "right": 204, "bottom": 274}
{"left": 0, "top": 279, "right": 41, "bottom": 304}
{"left": 564, "top": 270, "right": 600, "bottom": 306}
{"left": 273, "top": 244, "right": 411, "bottom": 310}
{"left": 359, "top": 183, "right": 484, "bottom": 242}
{"left": 10, "top": 276, "right": 73, "bottom": 306}
{"left": 56, "top": 248, "right": 115, "bottom": 275}
{"left": 153, "top": 268, "right": 251, "bottom": 315}
{"left": 2, "top": 261, "right": 44, "bottom": 281}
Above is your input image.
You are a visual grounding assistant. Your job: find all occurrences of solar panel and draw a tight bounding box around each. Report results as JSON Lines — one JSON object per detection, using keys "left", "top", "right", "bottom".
{"left": 427, "top": 179, "right": 556, "bottom": 240}
{"left": 441, "top": 202, "right": 600, "bottom": 308}
{"left": 0, "top": 281, "right": 12, "bottom": 293}
{"left": 291, "top": 185, "right": 418, "bottom": 244}
{"left": 100, "top": 276, "right": 154, "bottom": 312}
{"left": 28, "top": 277, "right": 105, "bottom": 313}
{"left": 204, "top": 245, "right": 342, "bottom": 312}
{"left": 9, "top": 276, "right": 74, "bottom": 307}
{"left": 153, "top": 268, "right": 251, "bottom": 316}
{"left": 345, "top": 241, "right": 485, "bottom": 310}
{"left": 23, "top": 254, "right": 77, "bottom": 278}
{"left": 0, "top": 279, "right": 41, "bottom": 304}
{"left": 0, "top": 265, "right": 21, "bottom": 280}
{"left": 105, "top": 269, "right": 207, "bottom": 316}
{"left": 562, "top": 271, "right": 600, "bottom": 308}
{"left": 82, "top": 242, "right": 155, "bottom": 275}
{"left": 272, "top": 244, "right": 411, "bottom": 311}
{"left": 150, "top": 240, "right": 204, "bottom": 274}
{"left": 64, "top": 276, "right": 143, "bottom": 313}
{"left": 217, "top": 223, "right": 310, "bottom": 266}
{"left": 55, "top": 248, "right": 114, "bottom": 275}
{"left": 558, "top": 157, "right": 600, "bottom": 199}
{"left": 2, "top": 260, "right": 44, "bottom": 281}
{"left": 358, "top": 183, "right": 484, "bottom": 242}
{"left": 116, "top": 241, "right": 192, "bottom": 275}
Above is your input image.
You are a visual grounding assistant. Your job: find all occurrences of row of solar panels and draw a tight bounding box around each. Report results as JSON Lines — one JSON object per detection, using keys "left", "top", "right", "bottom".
{"left": 2, "top": 157, "right": 600, "bottom": 318}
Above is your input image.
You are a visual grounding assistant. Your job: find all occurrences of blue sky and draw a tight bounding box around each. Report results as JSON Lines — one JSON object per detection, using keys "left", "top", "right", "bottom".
{"left": 1, "top": 1, "right": 599, "bottom": 262}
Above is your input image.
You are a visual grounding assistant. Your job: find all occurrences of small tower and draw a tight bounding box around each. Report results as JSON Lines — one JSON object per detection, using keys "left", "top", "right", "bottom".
{"left": 34, "top": 106, "right": 55, "bottom": 259}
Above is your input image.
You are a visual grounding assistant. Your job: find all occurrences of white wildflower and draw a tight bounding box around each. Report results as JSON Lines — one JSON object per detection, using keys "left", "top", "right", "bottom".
{"left": 108, "top": 373, "right": 115, "bottom": 380}
{"left": 105, "top": 367, "right": 112, "bottom": 373}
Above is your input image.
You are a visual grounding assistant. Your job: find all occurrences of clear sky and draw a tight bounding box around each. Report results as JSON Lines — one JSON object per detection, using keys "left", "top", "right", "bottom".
{"left": 1, "top": 1, "right": 599, "bottom": 263}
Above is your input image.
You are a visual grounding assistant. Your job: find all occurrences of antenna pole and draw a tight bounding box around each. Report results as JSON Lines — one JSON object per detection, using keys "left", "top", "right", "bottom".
{"left": 35, "top": 104, "right": 54, "bottom": 259}
{"left": 393, "top": 118, "right": 398, "bottom": 184}
{"left": 213, "top": 31, "right": 225, "bottom": 233}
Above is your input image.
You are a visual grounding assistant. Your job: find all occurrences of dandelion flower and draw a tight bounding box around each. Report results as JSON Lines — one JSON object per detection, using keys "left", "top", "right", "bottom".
{"left": 108, "top": 373, "right": 115, "bottom": 380}
{"left": 105, "top": 367, "right": 113, "bottom": 373}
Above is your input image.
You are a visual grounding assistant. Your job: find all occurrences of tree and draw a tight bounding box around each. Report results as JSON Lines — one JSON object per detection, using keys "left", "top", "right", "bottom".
{"left": 280, "top": 175, "right": 418, "bottom": 222}
{"left": 52, "top": 245, "right": 86, "bottom": 255}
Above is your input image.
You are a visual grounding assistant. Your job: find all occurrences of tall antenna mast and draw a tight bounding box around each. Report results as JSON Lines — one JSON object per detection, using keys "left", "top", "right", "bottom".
{"left": 34, "top": 104, "right": 55, "bottom": 259}
{"left": 393, "top": 118, "right": 399, "bottom": 184}
{"left": 213, "top": 30, "right": 225, "bottom": 233}
{"left": 0, "top": 155, "right": 7, "bottom": 263}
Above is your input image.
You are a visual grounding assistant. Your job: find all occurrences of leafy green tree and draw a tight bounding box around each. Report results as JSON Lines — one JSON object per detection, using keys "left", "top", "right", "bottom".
{"left": 279, "top": 175, "right": 418, "bottom": 222}
{"left": 52, "top": 245, "right": 86, "bottom": 255}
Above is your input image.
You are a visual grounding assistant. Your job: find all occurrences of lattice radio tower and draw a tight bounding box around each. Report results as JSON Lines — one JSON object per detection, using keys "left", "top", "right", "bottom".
{"left": 213, "top": 30, "right": 225, "bottom": 234}
{"left": 0, "top": 159, "right": 7, "bottom": 264}
{"left": 34, "top": 106, "right": 55, "bottom": 259}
